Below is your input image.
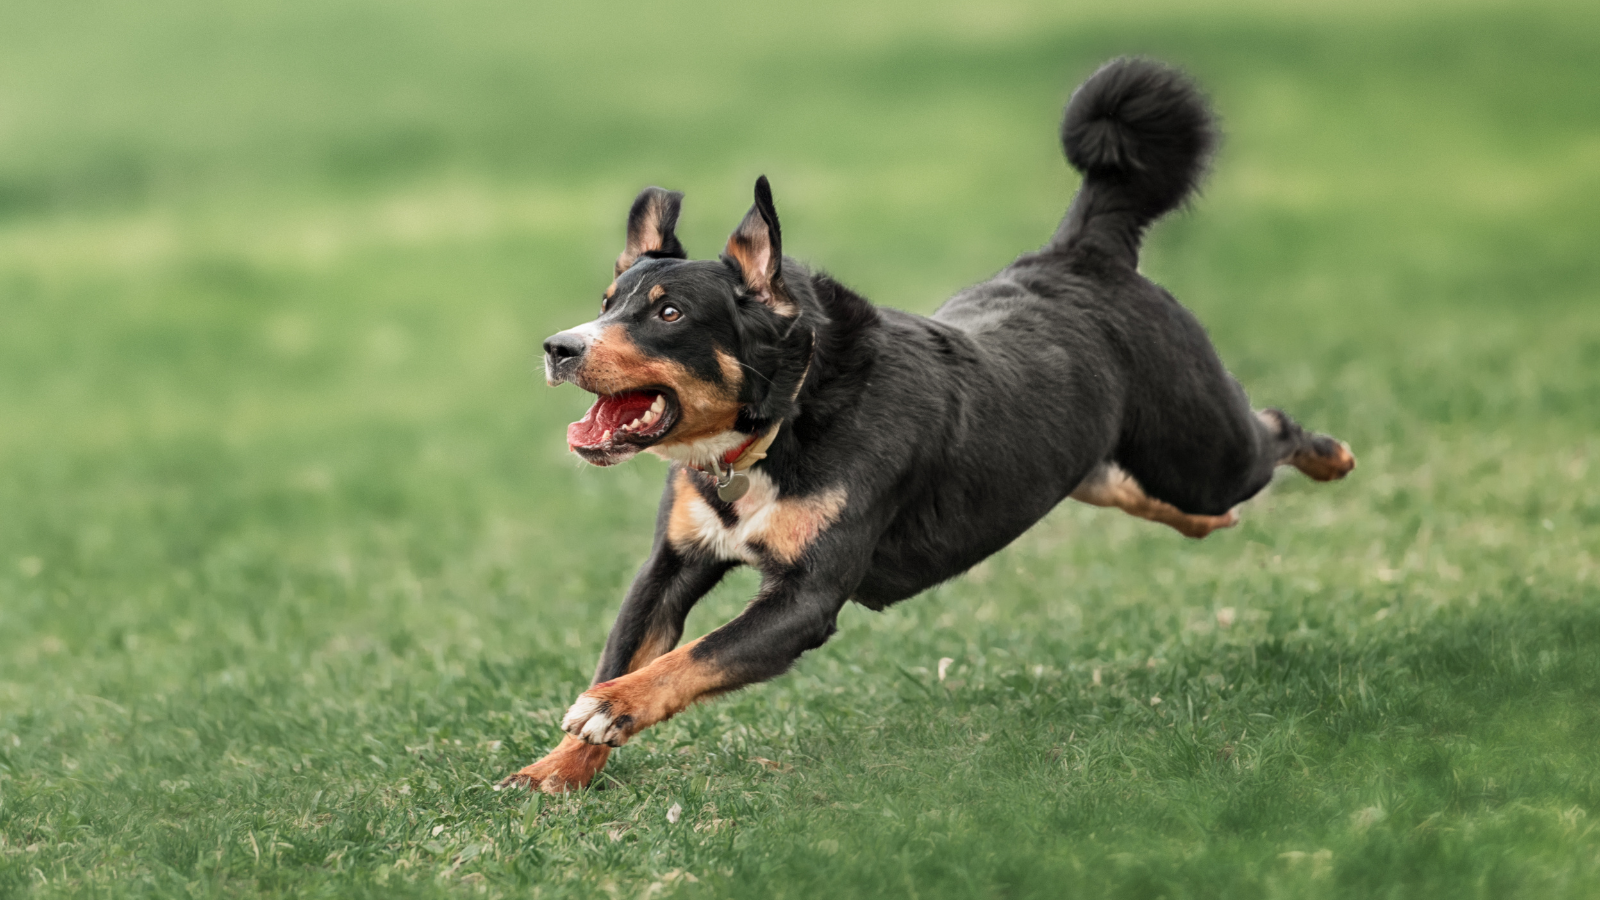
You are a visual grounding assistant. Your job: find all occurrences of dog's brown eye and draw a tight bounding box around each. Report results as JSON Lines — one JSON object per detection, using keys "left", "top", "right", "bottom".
{"left": 659, "top": 305, "right": 682, "bottom": 323}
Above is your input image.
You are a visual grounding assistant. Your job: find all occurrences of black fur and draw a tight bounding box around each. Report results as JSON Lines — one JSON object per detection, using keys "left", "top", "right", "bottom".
{"left": 531, "top": 58, "right": 1351, "bottom": 768}
{"left": 621, "top": 187, "right": 686, "bottom": 269}
{"left": 1056, "top": 58, "right": 1217, "bottom": 264}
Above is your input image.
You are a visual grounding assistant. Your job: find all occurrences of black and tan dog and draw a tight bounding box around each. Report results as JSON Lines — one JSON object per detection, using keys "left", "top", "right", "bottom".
{"left": 502, "top": 58, "right": 1354, "bottom": 793}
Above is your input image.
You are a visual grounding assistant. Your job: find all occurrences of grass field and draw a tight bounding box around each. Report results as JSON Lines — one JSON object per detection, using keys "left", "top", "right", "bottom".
{"left": 3, "top": 0, "right": 1599, "bottom": 896}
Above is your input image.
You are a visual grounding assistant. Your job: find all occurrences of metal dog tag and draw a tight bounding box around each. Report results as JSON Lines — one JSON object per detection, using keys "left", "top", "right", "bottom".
{"left": 716, "top": 471, "right": 750, "bottom": 503}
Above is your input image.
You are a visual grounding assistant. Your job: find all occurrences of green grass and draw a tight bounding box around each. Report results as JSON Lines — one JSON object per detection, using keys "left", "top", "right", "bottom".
{"left": 2, "top": 0, "right": 1599, "bottom": 896}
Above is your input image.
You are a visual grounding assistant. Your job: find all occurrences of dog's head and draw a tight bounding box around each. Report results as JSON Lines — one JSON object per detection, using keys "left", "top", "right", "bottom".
{"left": 544, "top": 177, "right": 814, "bottom": 467}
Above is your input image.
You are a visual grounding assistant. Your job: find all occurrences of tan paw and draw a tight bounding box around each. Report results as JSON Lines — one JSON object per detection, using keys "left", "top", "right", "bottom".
{"left": 1172, "top": 507, "right": 1239, "bottom": 539}
{"left": 498, "top": 735, "right": 611, "bottom": 794}
{"left": 1293, "top": 441, "right": 1356, "bottom": 482}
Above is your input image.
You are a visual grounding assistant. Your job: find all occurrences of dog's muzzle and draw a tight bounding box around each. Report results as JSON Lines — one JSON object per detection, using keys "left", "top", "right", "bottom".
{"left": 543, "top": 330, "right": 588, "bottom": 385}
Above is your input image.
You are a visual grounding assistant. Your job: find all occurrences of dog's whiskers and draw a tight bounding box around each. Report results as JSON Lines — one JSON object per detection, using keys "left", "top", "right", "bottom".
{"left": 738, "top": 362, "right": 777, "bottom": 387}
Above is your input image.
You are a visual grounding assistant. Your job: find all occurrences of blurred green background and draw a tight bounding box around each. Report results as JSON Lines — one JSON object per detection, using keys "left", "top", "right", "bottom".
{"left": 2, "top": 0, "right": 1597, "bottom": 897}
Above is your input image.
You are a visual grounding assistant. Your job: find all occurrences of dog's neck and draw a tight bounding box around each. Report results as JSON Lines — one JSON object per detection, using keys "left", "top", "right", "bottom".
{"left": 675, "top": 343, "right": 813, "bottom": 502}
{"left": 723, "top": 425, "right": 780, "bottom": 472}
{"left": 662, "top": 273, "right": 879, "bottom": 488}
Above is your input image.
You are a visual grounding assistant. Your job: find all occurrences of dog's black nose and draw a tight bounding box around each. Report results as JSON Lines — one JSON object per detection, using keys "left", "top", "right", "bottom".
{"left": 543, "top": 331, "right": 588, "bottom": 362}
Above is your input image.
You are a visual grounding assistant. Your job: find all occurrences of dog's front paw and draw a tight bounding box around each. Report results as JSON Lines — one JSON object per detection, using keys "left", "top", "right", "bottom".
{"left": 498, "top": 735, "right": 611, "bottom": 794}
{"left": 559, "top": 647, "right": 709, "bottom": 747}
{"left": 562, "top": 692, "right": 637, "bottom": 747}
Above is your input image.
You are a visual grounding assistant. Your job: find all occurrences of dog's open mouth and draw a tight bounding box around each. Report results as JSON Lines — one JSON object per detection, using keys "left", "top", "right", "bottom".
{"left": 567, "top": 389, "right": 679, "bottom": 465}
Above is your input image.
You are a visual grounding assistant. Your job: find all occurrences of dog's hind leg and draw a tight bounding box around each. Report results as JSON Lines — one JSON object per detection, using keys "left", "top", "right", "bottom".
{"left": 1071, "top": 463, "right": 1239, "bottom": 539}
{"left": 1257, "top": 409, "right": 1356, "bottom": 482}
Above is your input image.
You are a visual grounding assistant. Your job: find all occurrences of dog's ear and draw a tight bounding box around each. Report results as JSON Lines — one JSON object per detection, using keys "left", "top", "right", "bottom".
{"left": 615, "top": 187, "right": 686, "bottom": 276}
{"left": 724, "top": 176, "right": 791, "bottom": 313}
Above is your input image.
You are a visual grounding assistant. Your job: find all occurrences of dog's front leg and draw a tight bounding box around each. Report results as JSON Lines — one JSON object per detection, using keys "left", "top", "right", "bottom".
{"left": 500, "top": 538, "right": 732, "bottom": 794}
{"left": 559, "top": 560, "right": 856, "bottom": 750}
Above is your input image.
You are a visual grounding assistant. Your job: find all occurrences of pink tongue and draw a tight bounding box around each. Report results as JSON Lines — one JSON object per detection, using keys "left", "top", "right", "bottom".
{"left": 568, "top": 391, "right": 658, "bottom": 448}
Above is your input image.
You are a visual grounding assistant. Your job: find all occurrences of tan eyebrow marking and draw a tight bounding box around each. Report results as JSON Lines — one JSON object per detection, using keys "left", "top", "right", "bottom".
{"left": 604, "top": 282, "right": 618, "bottom": 300}
{"left": 648, "top": 284, "right": 666, "bottom": 302}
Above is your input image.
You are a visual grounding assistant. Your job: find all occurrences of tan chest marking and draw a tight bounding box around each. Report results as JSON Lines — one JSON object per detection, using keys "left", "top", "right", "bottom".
{"left": 667, "top": 468, "right": 846, "bottom": 565}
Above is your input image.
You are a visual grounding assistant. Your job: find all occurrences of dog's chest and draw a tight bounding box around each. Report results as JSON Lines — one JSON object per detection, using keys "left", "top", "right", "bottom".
{"left": 667, "top": 468, "right": 845, "bottom": 567}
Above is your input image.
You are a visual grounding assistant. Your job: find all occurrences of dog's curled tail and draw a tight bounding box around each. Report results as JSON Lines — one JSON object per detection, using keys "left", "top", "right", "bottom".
{"left": 1051, "top": 58, "right": 1217, "bottom": 265}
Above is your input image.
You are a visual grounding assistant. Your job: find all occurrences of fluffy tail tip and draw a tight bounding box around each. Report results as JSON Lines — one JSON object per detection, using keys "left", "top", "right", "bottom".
{"left": 1061, "top": 57, "right": 1218, "bottom": 224}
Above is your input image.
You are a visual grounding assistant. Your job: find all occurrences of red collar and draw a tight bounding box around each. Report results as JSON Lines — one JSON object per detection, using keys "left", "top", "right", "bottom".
{"left": 720, "top": 432, "right": 762, "bottom": 468}
{"left": 695, "top": 342, "right": 813, "bottom": 477}
{"left": 689, "top": 430, "right": 767, "bottom": 480}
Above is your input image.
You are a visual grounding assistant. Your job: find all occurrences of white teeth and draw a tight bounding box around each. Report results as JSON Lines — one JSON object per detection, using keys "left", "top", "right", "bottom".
{"left": 600, "top": 429, "right": 611, "bottom": 443}
{"left": 651, "top": 395, "right": 665, "bottom": 413}
{"left": 626, "top": 417, "right": 642, "bottom": 430}
{"left": 641, "top": 408, "right": 658, "bottom": 426}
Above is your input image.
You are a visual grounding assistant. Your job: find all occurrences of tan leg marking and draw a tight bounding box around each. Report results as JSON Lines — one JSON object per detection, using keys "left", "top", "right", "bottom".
{"left": 500, "top": 594, "right": 685, "bottom": 794}
{"left": 562, "top": 638, "right": 727, "bottom": 746}
{"left": 626, "top": 626, "right": 679, "bottom": 674}
{"left": 1071, "top": 463, "right": 1238, "bottom": 539}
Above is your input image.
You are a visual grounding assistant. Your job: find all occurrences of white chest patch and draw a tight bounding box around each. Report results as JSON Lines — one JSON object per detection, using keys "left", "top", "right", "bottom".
{"left": 667, "top": 468, "right": 846, "bottom": 566}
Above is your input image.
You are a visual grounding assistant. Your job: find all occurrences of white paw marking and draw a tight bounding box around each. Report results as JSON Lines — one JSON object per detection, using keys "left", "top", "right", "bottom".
{"left": 562, "top": 695, "right": 632, "bottom": 747}
{"left": 561, "top": 696, "right": 603, "bottom": 733}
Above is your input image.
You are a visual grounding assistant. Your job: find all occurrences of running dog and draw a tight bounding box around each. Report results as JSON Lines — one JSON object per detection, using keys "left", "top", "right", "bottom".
{"left": 502, "top": 57, "right": 1354, "bottom": 793}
